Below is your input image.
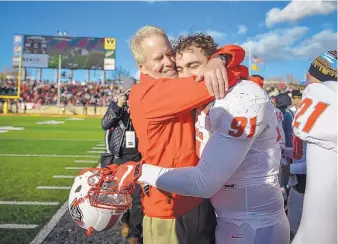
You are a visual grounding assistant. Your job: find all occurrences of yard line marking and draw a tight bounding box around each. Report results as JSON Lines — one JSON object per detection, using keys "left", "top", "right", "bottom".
{"left": 66, "top": 118, "right": 85, "bottom": 121}
{"left": 74, "top": 160, "right": 97, "bottom": 163}
{"left": 0, "top": 224, "right": 38, "bottom": 229}
{"left": 92, "top": 147, "right": 106, "bottom": 150}
{"left": 0, "top": 153, "right": 99, "bottom": 158}
{"left": 87, "top": 151, "right": 105, "bottom": 154}
{"left": 37, "top": 186, "right": 71, "bottom": 190}
{"left": 0, "top": 126, "right": 24, "bottom": 131}
{"left": 53, "top": 175, "right": 76, "bottom": 179}
{"left": 0, "top": 201, "right": 59, "bottom": 206}
{"left": 64, "top": 167, "right": 87, "bottom": 170}
{"left": 96, "top": 144, "right": 105, "bottom": 146}
{"left": 0, "top": 137, "right": 102, "bottom": 142}
{"left": 30, "top": 200, "right": 69, "bottom": 244}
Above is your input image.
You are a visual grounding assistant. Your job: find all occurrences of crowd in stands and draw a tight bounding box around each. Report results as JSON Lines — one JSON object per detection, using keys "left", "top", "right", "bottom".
{"left": 0, "top": 79, "right": 122, "bottom": 106}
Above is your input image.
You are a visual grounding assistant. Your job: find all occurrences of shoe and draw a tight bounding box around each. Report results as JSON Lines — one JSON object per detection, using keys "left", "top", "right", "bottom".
{"left": 120, "top": 223, "right": 130, "bottom": 238}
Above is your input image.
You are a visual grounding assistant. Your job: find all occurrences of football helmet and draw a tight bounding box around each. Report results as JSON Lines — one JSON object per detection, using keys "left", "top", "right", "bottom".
{"left": 68, "top": 168, "right": 131, "bottom": 236}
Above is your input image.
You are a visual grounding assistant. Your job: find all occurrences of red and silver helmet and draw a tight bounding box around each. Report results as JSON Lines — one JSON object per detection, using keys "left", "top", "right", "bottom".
{"left": 68, "top": 168, "right": 131, "bottom": 236}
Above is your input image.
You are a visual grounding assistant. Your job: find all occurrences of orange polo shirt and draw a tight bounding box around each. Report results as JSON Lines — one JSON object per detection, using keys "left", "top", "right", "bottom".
{"left": 129, "top": 45, "right": 248, "bottom": 218}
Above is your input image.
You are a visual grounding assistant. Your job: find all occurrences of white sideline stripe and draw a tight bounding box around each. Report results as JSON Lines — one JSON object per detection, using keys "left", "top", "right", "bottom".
{"left": 0, "top": 201, "right": 59, "bottom": 206}
{"left": 0, "top": 137, "right": 103, "bottom": 142}
{"left": 0, "top": 153, "right": 98, "bottom": 158}
{"left": 53, "top": 175, "right": 76, "bottom": 179}
{"left": 87, "top": 151, "right": 105, "bottom": 154}
{"left": 30, "top": 200, "right": 69, "bottom": 244}
{"left": 64, "top": 167, "right": 87, "bottom": 170}
{"left": 0, "top": 224, "right": 38, "bottom": 229}
{"left": 74, "top": 160, "right": 97, "bottom": 163}
{"left": 37, "top": 186, "right": 71, "bottom": 190}
{"left": 96, "top": 144, "right": 105, "bottom": 146}
{"left": 92, "top": 147, "right": 106, "bottom": 150}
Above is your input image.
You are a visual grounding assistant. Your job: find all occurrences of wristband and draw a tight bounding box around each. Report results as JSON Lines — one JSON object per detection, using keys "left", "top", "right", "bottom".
{"left": 214, "top": 54, "right": 229, "bottom": 66}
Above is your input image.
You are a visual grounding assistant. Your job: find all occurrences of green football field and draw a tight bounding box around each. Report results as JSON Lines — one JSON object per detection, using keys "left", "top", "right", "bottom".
{"left": 0, "top": 116, "right": 104, "bottom": 244}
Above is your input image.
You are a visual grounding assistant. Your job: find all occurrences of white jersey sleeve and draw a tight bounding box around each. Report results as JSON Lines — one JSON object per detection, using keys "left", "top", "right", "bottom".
{"left": 138, "top": 80, "right": 274, "bottom": 198}
{"left": 293, "top": 81, "right": 337, "bottom": 152}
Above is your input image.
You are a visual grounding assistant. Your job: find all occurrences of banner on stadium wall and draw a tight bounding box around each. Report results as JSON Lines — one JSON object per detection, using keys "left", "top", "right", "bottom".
{"left": 12, "top": 34, "right": 116, "bottom": 71}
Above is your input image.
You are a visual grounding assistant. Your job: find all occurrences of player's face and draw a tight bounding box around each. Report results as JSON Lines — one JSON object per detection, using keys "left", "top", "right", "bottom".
{"left": 175, "top": 46, "right": 209, "bottom": 78}
{"left": 292, "top": 96, "right": 302, "bottom": 109}
{"left": 138, "top": 34, "right": 177, "bottom": 79}
{"left": 306, "top": 72, "right": 321, "bottom": 84}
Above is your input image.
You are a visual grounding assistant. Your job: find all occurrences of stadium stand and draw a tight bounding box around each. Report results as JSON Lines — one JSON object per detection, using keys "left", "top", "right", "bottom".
{"left": 0, "top": 79, "right": 124, "bottom": 115}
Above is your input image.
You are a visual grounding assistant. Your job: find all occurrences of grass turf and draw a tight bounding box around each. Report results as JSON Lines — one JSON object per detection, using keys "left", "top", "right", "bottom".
{"left": 0, "top": 116, "right": 103, "bottom": 244}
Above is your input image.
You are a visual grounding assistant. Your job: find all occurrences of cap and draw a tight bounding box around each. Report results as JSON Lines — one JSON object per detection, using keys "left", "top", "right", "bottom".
{"left": 308, "top": 50, "right": 337, "bottom": 82}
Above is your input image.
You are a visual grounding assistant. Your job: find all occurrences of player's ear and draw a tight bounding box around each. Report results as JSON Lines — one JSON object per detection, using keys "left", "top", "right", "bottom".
{"left": 306, "top": 72, "right": 311, "bottom": 81}
{"left": 138, "top": 64, "right": 148, "bottom": 75}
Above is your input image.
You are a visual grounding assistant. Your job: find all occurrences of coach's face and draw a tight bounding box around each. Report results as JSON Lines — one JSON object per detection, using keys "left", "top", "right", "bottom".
{"left": 138, "top": 34, "right": 177, "bottom": 79}
{"left": 175, "top": 46, "right": 209, "bottom": 78}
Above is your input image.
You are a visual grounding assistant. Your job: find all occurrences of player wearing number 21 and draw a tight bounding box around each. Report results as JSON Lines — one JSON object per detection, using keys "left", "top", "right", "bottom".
{"left": 113, "top": 34, "right": 290, "bottom": 244}
{"left": 292, "top": 50, "right": 337, "bottom": 244}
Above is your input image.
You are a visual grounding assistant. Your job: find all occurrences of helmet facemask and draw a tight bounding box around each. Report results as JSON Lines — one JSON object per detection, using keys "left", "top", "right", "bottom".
{"left": 82, "top": 168, "right": 131, "bottom": 213}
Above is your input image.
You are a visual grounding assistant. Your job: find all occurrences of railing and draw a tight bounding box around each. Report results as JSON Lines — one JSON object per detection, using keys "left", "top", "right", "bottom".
{"left": 0, "top": 102, "right": 108, "bottom": 117}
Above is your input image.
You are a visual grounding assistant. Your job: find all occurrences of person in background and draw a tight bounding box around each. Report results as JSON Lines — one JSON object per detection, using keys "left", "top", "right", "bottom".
{"left": 101, "top": 76, "right": 143, "bottom": 244}
{"left": 292, "top": 50, "right": 337, "bottom": 244}
{"left": 280, "top": 89, "right": 306, "bottom": 241}
{"left": 275, "top": 92, "right": 294, "bottom": 149}
{"left": 290, "top": 90, "right": 302, "bottom": 113}
{"left": 248, "top": 74, "right": 264, "bottom": 88}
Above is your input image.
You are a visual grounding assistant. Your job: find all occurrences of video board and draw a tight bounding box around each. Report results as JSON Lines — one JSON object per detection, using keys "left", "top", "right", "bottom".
{"left": 12, "top": 35, "right": 116, "bottom": 70}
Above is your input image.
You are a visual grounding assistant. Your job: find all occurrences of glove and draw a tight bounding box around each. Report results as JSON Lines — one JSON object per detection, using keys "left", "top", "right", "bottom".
{"left": 110, "top": 161, "right": 142, "bottom": 193}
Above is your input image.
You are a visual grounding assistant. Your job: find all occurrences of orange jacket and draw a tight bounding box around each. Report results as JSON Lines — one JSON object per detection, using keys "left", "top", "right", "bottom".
{"left": 129, "top": 45, "right": 248, "bottom": 219}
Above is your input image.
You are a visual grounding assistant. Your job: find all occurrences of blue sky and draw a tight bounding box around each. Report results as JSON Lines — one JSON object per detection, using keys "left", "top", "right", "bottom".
{"left": 0, "top": 1, "right": 337, "bottom": 82}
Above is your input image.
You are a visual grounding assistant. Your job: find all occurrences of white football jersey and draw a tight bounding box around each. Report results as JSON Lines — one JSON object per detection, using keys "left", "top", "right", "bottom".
{"left": 207, "top": 80, "right": 281, "bottom": 187}
{"left": 207, "top": 80, "right": 284, "bottom": 229}
{"left": 293, "top": 81, "right": 337, "bottom": 152}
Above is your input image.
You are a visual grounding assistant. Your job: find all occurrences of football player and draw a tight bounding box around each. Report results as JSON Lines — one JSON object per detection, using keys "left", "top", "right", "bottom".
{"left": 291, "top": 50, "right": 337, "bottom": 244}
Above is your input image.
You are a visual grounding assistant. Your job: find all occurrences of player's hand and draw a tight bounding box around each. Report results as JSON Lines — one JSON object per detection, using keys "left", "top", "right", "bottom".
{"left": 109, "top": 161, "right": 142, "bottom": 192}
{"left": 117, "top": 94, "right": 128, "bottom": 108}
{"left": 195, "top": 58, "right": 228, "bottom": 99}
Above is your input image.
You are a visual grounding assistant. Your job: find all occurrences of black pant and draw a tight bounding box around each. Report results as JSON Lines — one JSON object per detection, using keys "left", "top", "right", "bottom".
{"left": 175, "top": 199, "right": 216, "bottom": 244}
{"left": 121, "top": 184, "right": 143, "bottom": 239}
